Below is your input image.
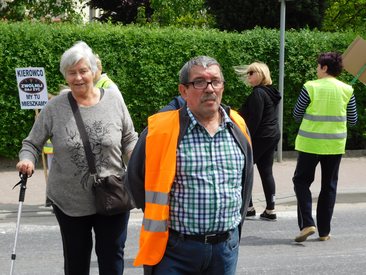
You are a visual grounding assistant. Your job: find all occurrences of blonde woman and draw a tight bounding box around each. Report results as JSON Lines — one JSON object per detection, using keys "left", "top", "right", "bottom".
{"left": 235, "top": 62, "right": 281, "bottom": 221}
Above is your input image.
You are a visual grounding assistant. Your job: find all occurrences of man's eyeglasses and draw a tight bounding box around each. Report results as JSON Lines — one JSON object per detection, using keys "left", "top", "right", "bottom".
{"left": 185, "top": 79, "right": 225, "bottom": 89}
{"left": 247, "top": 71, "right": 256, "bottom": 76}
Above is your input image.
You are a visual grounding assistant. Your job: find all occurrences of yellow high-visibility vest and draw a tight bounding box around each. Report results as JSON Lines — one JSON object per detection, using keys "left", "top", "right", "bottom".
{"left": 295, "top": 78, "right": 353, "bottom": 154}
{"left": 43, "top": 139, "right": 53, "bottom": 154}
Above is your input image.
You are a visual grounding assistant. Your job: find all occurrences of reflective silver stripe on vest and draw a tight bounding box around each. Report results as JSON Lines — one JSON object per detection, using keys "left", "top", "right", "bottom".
{"left": 304, "top": 114, "right": 346, "bottom": 122}
{"left": 145, "top": 191, "right": 169, "bottom": 205}
{"left": 298, "top": 129, "right": 347, "bottom": 139}
{"left": 143, "top": 218, "right": 167, "bottom": 232}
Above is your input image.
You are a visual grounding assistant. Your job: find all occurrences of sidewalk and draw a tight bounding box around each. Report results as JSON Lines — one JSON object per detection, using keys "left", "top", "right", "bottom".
{"left": 252, "top": 155, "right": 366, "bottom": 212}
{"left": 1, "top": 155, "right": 366, "bottom": 215}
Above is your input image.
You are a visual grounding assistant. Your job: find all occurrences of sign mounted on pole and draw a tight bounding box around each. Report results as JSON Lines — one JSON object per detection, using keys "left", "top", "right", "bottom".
{"left": 15, "top": 67, "right": 48, "bottom": 109}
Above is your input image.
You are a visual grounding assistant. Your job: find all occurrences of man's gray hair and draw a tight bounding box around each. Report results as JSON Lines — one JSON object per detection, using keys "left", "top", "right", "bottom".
{"left": 179, "top": 56, "right": 224, "bottom": 84}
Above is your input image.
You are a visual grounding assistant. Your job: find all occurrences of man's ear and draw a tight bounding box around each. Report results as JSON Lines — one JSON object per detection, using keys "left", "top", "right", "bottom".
{"left": 178, "top": 84, "right": 188, "bottom": 100}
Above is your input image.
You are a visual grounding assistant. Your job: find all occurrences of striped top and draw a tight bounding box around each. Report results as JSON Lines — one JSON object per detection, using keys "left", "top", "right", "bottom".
{"left": 293, "top": 87, "right": 358, "bottom": 126}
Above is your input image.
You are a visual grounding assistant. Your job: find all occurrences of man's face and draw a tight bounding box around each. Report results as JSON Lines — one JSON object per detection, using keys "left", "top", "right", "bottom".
{"left": 179, "top": 64, "right": 224, "bottom": 120}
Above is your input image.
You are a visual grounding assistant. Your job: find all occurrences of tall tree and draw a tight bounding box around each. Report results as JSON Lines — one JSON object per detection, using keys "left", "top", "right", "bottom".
{"left": 148, "top": 0, "right": 213, "bottom": 27}
{"left": 323, "top": 0, "right": 366, "bottom": 32}
{"left": 87, "top": 0, "right": 152, "bottom": 24}
{"left": 87, "top": 0, "right": 213, "bottom": 27}
{"left": 205, "top": 0, "right": 328, "bottom": 31}
{"left": 0, "top": 0, "right": 84, "bottom": 22}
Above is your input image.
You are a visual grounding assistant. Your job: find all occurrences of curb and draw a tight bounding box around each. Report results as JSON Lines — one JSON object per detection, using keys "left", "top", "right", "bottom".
{"left": 1, "top": 192, "right": 365, "bottom": 221}
{"left": 2, "top": 150, "right": 366, "bottom": 169}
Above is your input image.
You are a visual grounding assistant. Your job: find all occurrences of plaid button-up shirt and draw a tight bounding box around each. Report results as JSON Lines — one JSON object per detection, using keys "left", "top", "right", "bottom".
{"left": 169, "top": 107, "right": 245, "bottom": 234}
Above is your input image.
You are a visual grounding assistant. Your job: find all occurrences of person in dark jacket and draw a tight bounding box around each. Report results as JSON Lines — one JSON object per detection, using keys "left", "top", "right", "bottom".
{"left": 235, "top": 62, "right": 281, "bottom": 221}
{"left": 159, "top": 95, "right": 186, "bottom": 112}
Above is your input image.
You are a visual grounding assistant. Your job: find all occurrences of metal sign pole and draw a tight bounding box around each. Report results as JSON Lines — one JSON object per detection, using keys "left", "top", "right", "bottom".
{"left": 277, "top": 0, "right": 286, "bottom": 162}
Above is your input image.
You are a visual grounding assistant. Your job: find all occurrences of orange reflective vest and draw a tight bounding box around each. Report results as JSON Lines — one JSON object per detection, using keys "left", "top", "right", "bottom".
{"left": 134, "top": 109, "right": 251, "bottom": 266}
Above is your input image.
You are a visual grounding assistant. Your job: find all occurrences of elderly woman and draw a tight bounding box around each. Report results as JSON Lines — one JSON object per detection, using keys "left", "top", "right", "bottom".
{"left": 16, "top": 41, "right": 138, "bottom": 274}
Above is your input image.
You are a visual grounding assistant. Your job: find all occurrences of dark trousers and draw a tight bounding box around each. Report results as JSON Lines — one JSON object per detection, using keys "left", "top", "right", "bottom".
{"left": 145, "top": 227, "right": 239, "bottom": 275}
{"left": 292, "top": 152, "right": 342, "bottom": 237}
{"left": 53, "top": 205, "right": 129, "bottom": 275}
{"left": 248, "top": 136, "right": 279, "bottom": 210}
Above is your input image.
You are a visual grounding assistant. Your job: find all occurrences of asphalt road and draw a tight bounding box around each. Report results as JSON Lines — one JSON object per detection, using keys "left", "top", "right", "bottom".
{"left": 1, "top": 155, "right": 365, "bottom": 274}
{"left": 1, "top": 202, "right": 366, "bottom": 275}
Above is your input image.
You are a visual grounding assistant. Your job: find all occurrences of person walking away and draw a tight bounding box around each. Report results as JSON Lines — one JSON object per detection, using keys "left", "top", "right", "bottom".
{"left": 127, "top": 56, "right": 253, "bottom": 275}
{"left": 292, "top": 52, "right": 358, "bottom": 242}
{"left": 16, "top": 41, "right": 138, "bottom": 274}
{"left": 159, "top": 95, "right": 186, "bottom": 112}
{"left": 235, "top": 62, "right": 281, "bottom": 221}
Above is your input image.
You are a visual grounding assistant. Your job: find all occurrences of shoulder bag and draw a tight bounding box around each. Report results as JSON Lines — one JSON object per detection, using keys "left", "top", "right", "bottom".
{"left": 68, "top": 91, "right": 135, "bottom": 215}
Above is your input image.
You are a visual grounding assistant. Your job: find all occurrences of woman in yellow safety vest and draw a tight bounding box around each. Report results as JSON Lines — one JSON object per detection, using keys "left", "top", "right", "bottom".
{"left": 292, "top": 52, "right": 358, "bottom": 243}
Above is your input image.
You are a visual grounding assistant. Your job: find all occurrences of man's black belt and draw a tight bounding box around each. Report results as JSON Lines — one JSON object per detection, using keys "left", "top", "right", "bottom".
{"left": 169, "top": 228, "right": 230, "bottom": 244}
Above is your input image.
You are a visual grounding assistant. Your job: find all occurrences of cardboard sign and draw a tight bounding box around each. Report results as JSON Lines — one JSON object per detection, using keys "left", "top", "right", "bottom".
{"left": 342, "top": 36, "right": 366, "bottom": 84}
{"left": 16, "top": 67, "right": 48, "bottom": 109}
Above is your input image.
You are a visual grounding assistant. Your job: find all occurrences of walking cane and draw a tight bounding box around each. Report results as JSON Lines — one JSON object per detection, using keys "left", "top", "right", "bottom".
{"left": 10, "top": 173, "right": 29, "bottom": 275}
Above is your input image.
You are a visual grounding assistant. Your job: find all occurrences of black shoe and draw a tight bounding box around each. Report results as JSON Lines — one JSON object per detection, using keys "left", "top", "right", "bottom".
{"left": 246, "top": 208, "right": 256, "bottom": 217}
{"left": 260, "top": 210, "right": 277, "bottom": 221}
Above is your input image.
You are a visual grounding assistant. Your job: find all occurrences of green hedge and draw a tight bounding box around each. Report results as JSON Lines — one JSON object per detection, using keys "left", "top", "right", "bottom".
{"left": 0, "top": 22, "right": 365, "bottom": 158}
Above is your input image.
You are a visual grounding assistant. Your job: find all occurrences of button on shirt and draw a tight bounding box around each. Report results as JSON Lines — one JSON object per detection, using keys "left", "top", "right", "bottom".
{"left": 169, "top": 107, "right": 245, "bottom": 235}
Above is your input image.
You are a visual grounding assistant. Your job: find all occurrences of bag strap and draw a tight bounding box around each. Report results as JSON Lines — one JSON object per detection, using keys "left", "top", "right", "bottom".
{"left": 67, "top": 92, "right": 98, "bottom": 177}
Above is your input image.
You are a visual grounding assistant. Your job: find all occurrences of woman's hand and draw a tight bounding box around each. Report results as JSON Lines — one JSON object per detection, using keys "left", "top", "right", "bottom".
{"left": 16, "top": 160, "right": 35, "bottom": 177}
